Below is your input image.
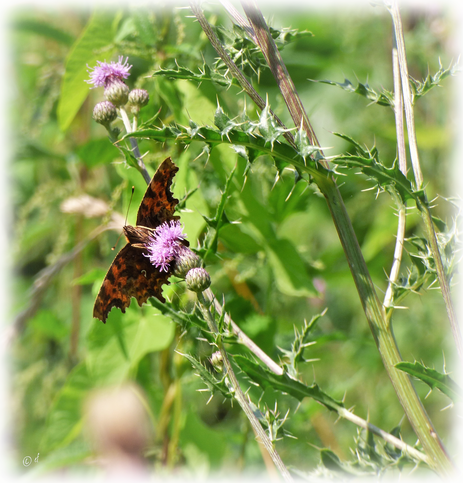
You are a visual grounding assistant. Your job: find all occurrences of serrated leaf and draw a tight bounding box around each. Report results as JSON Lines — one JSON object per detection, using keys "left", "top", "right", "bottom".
{"left": 203, "top": 165, "right": 236, "bottom": 259}
{"left": 395, "top": 361, "right": 461, "bottom": 401}
{"left": 233, "top": 355, "right": 343, "bottom": 412}
{"left": 411, "top": 60, "right": 458, "bottom": 102}
{"left": 124, "top": 123, "right": 328, "bottom": 179}
{"left": 151, "top": 62, "right": 232, "bottom": 88}
{"left": 58, "top": 11, "right": 117, "bottom": 131}
{"left": 150, "top": 299, "right": 209, "bottom": 333}
{"left": 314, "top": 78, "right": 394, "bottom": 107}
{"left": 181, "top": 352, "right": 232, "bottom": 398}
{"left": 321, "top": 449, "right": 353, "bottom": 474}
{"left": 332, "top": 132, "right": 417, "bottom": 205}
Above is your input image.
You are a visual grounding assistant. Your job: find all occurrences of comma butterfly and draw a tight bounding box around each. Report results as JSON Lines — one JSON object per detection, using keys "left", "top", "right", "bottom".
{"left": 93, "top": 157, "right": 181, "bottom": 323}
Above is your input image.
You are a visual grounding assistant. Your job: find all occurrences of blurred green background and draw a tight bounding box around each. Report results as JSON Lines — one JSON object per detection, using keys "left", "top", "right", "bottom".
{"left": 8, "top": 1, "right": 457, "bottom": 478}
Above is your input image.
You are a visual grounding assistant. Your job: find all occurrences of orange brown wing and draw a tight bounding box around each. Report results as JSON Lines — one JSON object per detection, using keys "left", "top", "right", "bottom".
{"left": 136, "top": 157, "right": 180, "bottom": 229}
{"left": 93, "top": 244, "right": 170, "bottom": 323}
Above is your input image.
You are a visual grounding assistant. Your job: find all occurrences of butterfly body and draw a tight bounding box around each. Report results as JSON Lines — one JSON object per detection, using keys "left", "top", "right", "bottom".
{"left": 93, "top": 157, "right": 180, "bottom": 323}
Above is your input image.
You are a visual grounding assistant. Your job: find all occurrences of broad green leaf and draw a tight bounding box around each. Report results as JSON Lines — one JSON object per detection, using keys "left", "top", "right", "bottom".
{"left": 395, "top": 361, "right": 461, "bottom": 401}
{"left": 266, "top": 238, "right": 316, "bottom": 297}
{"left": 86, "top": 304, "right": 175, "bottom": 385}
{"left": 131, "top": 10, "right": 158, "bottom": 46}
{"left": 58, "top": 11, "right": 117, "bottom": 131}
{"left": 41, "top": 307, "right": 175, "bottom": 452}
{"left": 14, "top": 19, "right": 75, "bottom": 46}
{"left": 218, "top": 223, "right": 261, "bottom": 254}
{"left": 29, "top": 440, "right": 91, "bottom": 476}
{"left": 180, "top": 410, "right": 226, "bottom": 468}
{"left": 40, "top": 363, "right": 91, "bottom": 452}
{"left": 30, "top": 309, "right": 68, "bottom": 341}
{"left": 76, "top": 138, "right": 119, "bottom": 168}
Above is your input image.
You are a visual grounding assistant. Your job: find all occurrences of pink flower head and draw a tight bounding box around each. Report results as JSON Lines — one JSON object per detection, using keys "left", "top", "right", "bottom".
{"left": 145, "top": 221, "right": 187, "bottom": 272}
{"left": 86, "top": 56, "right": 132, "bottom": 88}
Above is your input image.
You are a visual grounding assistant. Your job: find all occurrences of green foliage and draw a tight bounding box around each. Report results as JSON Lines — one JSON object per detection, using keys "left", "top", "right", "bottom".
{"left": 58, "top": 11, "right": 118, "bottom": 130}
{"left": 235, "top": 355, "right": 344, "bottom": 412}
{"left": 11, "top": 3, "right": 457, "bottom": 480}
{"left": 315, "top": 77, "right": 394, "bottom": 107}
{"left": 395, "top": 361, "right": 461, "bottom": 402}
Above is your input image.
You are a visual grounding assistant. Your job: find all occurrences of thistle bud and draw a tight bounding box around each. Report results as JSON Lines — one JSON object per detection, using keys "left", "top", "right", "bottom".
{"left": 185, "top": 268, "right": 211, "bottom": 293}
{"left": 92, "top": 101, "right": 117, "bottom": 127}
{"left": 129, "top": 89, "right": 149, "bottom": 114}
{"left": 104, "top": 78, "right": 129, "bottom": 107}
{"left": 172, "top": 245, "right": 201, "bottom": 279}
{"left": 210, "top": 351, "right": 223, "bottom": 373}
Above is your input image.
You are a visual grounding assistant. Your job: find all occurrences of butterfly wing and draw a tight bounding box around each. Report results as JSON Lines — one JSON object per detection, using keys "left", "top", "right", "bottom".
{"left": 136, "top": 157, "right": 180, "bottom": 229}
{"left": 93, "top": 244, "right": 170, "bottom": 323}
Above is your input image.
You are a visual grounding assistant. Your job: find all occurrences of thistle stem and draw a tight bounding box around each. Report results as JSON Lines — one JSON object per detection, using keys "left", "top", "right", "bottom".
{"left": 213, "top": 0, "right": 453, "bottom": 473}
{"left": 195, "top": 291, "right": 293, "bottom": 482}
{"left": 119, "top": 107, "right": 151, "bottom": 185}
{"left": 384, "top": 40, "right": 407, "bottom": 310}
{"left": 205, "top": 289, "right": 430, "bottom": 463}
{"left": 387, "top": 0, "right": 462, "bottom": 359}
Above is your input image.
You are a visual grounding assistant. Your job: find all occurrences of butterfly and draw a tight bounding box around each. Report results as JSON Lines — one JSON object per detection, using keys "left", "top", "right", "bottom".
{"left": 93, "top": 157, "right": 182, "bottom": 323}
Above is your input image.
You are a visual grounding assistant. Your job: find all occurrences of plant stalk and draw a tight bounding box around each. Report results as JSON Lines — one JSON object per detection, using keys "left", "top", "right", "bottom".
{"left": 387, "top": 1, "right": 462, "bottom": 359}
{"left": 196, "top": 291, "right": 293, "bottom": 482}
{"left": 238, "top": 0, "right": 453, "bottom": 473}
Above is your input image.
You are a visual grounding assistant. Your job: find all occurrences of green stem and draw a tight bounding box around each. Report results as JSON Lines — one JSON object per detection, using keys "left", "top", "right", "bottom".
{"left": 119, "top": 107, "right": 151, "bottom": 185}
{"left": 195, "top": 291, "right": 293, "bottom": 482}
{"left": 387, "top": 0, "right": 463, "bottom": 359}
{"left": 384, "top": 33, "right": 407, "bottom": 310}
{"left": 206, "top": 289, "right": 429, "bottom": 463}
{"left": 224, "top": 1, "right": 454, "bottom": 474}
{"left": 317, "top": 177, "right": 452, "bottom": 474}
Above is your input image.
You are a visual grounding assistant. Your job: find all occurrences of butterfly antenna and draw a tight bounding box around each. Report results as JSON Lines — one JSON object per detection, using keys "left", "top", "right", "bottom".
{"left": 111, "top": 186, "right": 135, "bottom": 251}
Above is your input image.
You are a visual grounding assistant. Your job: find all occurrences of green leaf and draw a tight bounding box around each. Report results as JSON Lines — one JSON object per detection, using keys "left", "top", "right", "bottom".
{"left": 180, "top": 410, "right": 226, "bottom": 468}
{"left": 76, "top": 138, "right": 119, "bottom": 168}
{"left": 181, "top": 352, "right": 232, "bottom": 398}
{"left": 152, "top": 63, "right": 232, "bottom": 88}
{"left": 123, "top": 124, "right": 329, "bottom": 178}
{"left": 41, "top": 306, "right": 175, "bottom": 453}
{"left": 332, "top": 132, "right": 418, "bottom": 205}
{"left": 314, "top": 78, "right": 394, "bottom": 107}
{"left": 411, "top": 61, "right": 458, "bottom": 102}
{"left": 30, "top": 309, "right": 68, "bottom": 341}
{"left": 58, "top": 11, "right": 117, "bottom": 131}
{"left": 150, "top": 299, "right": 209, "bottom": 333}
{"left": 234, "top": 355, "right": 343, "bottom": 412}
{"left": 86, "top": 304, "right": 176, "bottom": 385}
{"left": 131, "top": 10, "right": 157, "bottom": 46}
{"left": 14, "top": 18, "right": 75, "bottom": 46}
{"left": 395, "top": 361, "right": 461, "bottom": 401}
{"left": 72, "top": 268, "right": 107, "bottom": 286}
{"left": 27, "top": 440, "right": 91, "bottom": 476}
{"left": 203, "top": 164, "right": 236, "bottom": 259}
{"left": 266, "top": 238, "right": 317, "bottom": 297}
{"left": 320, "top": 449, "right": 352, "bottom": 474}
{"left": 40, "top": 363, "right": 90, "bottom": 452}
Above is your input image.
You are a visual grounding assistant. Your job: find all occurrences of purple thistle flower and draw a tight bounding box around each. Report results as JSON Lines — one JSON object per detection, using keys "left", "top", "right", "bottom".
{"left": 145, "top": 221, "right": 187, "bottom": 272}
{"left": 86, "top": 56, "right": 132, "bottom": 88}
